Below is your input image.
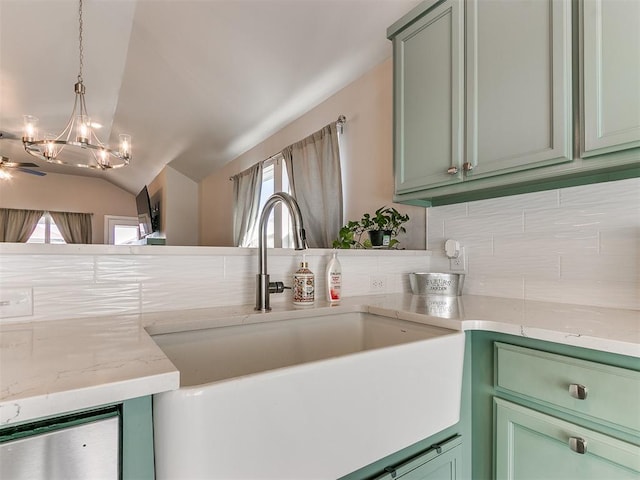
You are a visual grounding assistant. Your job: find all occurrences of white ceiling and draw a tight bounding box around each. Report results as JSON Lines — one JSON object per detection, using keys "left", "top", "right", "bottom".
{"left": 0, "top": 0, "right": 420, "bottom": 194}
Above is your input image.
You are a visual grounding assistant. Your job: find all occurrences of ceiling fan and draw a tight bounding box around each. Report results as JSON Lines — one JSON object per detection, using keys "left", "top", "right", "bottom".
{"left": 0, "top": 156, "right": 46, "bottom": 177}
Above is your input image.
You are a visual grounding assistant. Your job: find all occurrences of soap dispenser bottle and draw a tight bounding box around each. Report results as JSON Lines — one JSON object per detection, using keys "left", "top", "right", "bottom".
{"left": 293, "top": 255, "right": 315, "bottom": 306}
{"left": 326, "top": 251, "right": 342, "bottom": 304}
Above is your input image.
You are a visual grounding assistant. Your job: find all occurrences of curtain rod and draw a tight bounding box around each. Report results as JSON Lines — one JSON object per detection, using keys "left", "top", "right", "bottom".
{"left": 230, "top": 115, "right": 346, "bottom": 181}
{"left": 0, "top": 207, "right": 93, "bottom": 216}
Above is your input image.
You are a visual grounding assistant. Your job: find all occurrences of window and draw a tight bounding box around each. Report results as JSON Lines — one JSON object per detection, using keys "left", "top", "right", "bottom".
{"left": 26, "top": 213, "right": 66, "bottom": 244}
{"left": 250, "top": 156, "right": 292, "bottom": 248}
{"left": 104, "top": 216, "right": 139, "bottom": 245}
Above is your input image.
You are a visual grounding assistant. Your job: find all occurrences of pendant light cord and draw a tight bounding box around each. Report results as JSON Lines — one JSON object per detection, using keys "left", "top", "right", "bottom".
{"left": 78, "top": 0, "right": 84, "bottom": 83}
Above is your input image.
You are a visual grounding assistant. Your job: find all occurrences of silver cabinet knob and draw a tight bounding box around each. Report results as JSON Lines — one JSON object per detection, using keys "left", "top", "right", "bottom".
{"left": 569, "top": 436, "right": 587, "bottom": 454}
{"left": 463, "top": 162, "right": 474, "bottom": 172}
{"left": 569, "top": 383, "right": 588, "bottom": 400}
{"left": 447, "top": 166, "right": 459, "bottom": 175}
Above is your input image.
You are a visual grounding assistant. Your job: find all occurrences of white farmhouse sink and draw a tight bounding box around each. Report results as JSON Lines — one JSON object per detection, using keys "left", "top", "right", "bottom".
{"left": 152, "top": 311, "right": 465, "bottom": 479}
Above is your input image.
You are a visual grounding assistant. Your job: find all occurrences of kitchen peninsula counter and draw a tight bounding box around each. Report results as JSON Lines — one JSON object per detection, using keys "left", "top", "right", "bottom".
{"left": 1, "top": 294, "right": 638, "bottom": 426}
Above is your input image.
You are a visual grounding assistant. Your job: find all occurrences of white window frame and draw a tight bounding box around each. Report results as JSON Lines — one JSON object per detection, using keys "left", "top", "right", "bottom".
{"left": 26, "top": 212, "right": 66, "bottom": 244}
{"left": 104, "top": 215, "right": 139, "bottom": 245}
{"left": 250, "top": 155, "right": 291, "bottom": 248}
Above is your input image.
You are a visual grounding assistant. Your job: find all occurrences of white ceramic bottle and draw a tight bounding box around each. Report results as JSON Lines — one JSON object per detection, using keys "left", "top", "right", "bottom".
{"left": 326, "top": 251, "right": 342, "bottom": 304}
{"left": 293, "top": 256, "right": 314, "bottom": 306}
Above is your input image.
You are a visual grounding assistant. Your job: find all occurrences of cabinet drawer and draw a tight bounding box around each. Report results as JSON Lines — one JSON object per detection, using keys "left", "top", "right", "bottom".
{"left": 494, "top": 342, "right": 640, "bottom": 433}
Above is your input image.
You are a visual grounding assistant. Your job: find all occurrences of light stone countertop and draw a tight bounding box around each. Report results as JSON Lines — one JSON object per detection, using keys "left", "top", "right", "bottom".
{"left": 1, "top": 294, "right": 638, "bottom": 426}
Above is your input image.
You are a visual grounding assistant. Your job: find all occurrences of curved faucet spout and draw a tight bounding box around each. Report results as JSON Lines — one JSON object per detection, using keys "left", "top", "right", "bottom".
{"left": 256, "top": 192, "right": 307, "bottom": 311}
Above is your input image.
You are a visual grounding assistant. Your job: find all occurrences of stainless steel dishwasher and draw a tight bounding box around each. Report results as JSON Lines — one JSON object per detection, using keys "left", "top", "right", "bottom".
{"left": 0, "top": 406, "right": 120, "bottom": 480}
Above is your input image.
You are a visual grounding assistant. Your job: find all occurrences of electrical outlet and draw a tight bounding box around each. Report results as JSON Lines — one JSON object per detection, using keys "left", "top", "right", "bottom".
{"left": 449, "top": 247, "right": 466, "bottom": 272}
{"left": 0, "top": 287, "right": 33, "bottom": 318}
{"left": 369, "top": 275, "right": 386, "bottom": 292}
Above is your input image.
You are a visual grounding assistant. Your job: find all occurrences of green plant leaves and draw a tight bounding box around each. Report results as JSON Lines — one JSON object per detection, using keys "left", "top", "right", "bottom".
{"left": 332, "top": 207, "right": 410, "bottom": 249}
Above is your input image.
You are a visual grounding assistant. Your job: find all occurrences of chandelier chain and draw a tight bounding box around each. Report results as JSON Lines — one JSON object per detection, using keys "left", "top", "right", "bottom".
{"left": 78, "top": 0, "right": 84, "bottom": 82}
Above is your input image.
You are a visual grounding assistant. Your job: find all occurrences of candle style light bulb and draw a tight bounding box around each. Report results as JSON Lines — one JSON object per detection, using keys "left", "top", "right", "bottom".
{"left": 119, "top": 134, "right": 131, "bottom": 160}
{"left": 98, "top": 148, "right": 109, "bottom": 167}
{"left": 76, "top": 115, "right": 91, "bottom": 143}
{"left": 23, "top": 115, "right": 39, "bottom": 142}
{"left": 44, "top": 133, "right": 57, "bottom": 160}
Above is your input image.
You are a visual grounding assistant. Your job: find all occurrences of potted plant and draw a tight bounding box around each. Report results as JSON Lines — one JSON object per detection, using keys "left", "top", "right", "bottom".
{"left": 364, "top": 206, "right": 410, "bottom": 247}
{"left": 332, "top": 207, "right": 410, "bottom": 249}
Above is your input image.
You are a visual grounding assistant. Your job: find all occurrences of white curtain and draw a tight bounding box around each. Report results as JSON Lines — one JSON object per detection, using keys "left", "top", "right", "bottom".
{"left": 232, "top": 163, "right": 263, "bottom": 247}
{"left": 282, "top": 123, "right": 343, "bottom": 248}
{"left": 0, "top": 208, "right": 44, "bottom": 242}
{"left": 49, "top": 211, "right": 92, "bottom": 244}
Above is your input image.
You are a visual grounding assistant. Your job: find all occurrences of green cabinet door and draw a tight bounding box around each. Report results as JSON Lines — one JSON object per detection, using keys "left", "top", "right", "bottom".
{"left": 465, "top": 0, "right": 573, "bottom": 179}
{"left": 391, "top": 0, "right": 464, "bottom": 195}
{"left": 495, "top": 398, "right": 640, "bottom": 480}
{"left": 582, "top": 0, "right": 640, "bottom": 157}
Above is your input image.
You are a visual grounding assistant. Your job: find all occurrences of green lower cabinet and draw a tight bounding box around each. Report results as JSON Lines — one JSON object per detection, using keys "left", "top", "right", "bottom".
{"left": 374, "top": 436, "right": 463, "bottom": 480}
{"left": 471, "top": 331, "right": 640, "bottom": 480}
{"left": 121, "top": 396, "right": 155, "bottom": 480}
{"left": 494, "top": 398, "right": 640, "bottom": 480}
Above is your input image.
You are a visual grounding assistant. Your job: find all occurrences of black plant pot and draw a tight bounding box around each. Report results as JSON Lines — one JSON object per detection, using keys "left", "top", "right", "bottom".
{"left": 368, "top": 230, "right": 392, "bottom": 247}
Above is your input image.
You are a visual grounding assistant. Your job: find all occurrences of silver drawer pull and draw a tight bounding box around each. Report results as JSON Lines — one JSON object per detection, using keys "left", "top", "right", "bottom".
{"left": 447, "top": 166, "right": 459, "bottom": 175}
{"left": 569, "top": 436, "right": 587, "bottom": 454}
{"left": 569, "top": 383, "right": 588, "bottom": 400}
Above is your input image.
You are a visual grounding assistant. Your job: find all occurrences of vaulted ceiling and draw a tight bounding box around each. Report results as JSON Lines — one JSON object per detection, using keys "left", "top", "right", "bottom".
{"left": 0, "top": 0, "right": 420, "bottom": 194}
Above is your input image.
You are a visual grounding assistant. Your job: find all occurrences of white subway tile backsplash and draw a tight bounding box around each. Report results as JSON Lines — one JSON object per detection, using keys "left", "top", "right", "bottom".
{"left": 561, "top": 254, "right": 638, "bottom": 283}
{"left": 467, "top": 189, "right": 559, "bottom": 215}
{"left": 559, "top": 178, "right": 640, "bottom": 208}
{"left": 464, "top": 274, "right": 525, "bottom": 299}
{"left": 426, "top": 203, "right": 468, "bottom": 220}
{"left": 494, "top": 232, "right": 599, "bottom": 256}
{"left": 445, "top": 212, "right": 524, "bottom": 238}
{"left": 95, "top": 255, "right": 153, "bottom": 283}
{"left": 599, "top": 227, "right": 640, "bottom": 256}
{"left": 426, "top": 216, "right": 445, "bottom": 250}
{"left": 378, "top": 254, "right": 428, "bottom": 274}
{"left": 33, "top": 283, "right": 140, "bottom": 322}
{"left": 524, "top": 208, "right": 604, "bottom": 233}
{"left": 0, "top": 255, "right": 95, "bottom": 286}
{"left": 141, "top": 280, "right": 230, "bottom": 313}
{"left": 524, "top": 278, "right": 639, "bottom": 311}
{"left": 141, "top": 256, "right": 226, "bottom": 283}
{"left": 0, "top": 246, "right": 428, "bottom": 323}
{"left": 427, "top": 178, "right": 639, "bottom": 309}
{"left": 470, "top": 253, "right": 560, "bottom": 279}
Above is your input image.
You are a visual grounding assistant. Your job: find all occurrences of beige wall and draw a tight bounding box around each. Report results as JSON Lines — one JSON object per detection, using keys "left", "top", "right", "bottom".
{"left": 148, "top": 165, "right": 199, "bottom": 245}
{"left": 199, "top": 58, "right": 426, "bottom": 249}
{"left": 0, "top": 171, "right": 136, "bottom": 243}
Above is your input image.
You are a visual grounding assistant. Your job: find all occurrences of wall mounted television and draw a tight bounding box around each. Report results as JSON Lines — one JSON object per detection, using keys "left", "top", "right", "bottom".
{"left": 135, "top": 186, "right": 154, "bottom": 238}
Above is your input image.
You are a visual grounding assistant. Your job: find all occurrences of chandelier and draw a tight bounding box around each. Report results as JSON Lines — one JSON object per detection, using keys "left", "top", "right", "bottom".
{"left": 22, "top": 0, "right": 131, "bottom": 170}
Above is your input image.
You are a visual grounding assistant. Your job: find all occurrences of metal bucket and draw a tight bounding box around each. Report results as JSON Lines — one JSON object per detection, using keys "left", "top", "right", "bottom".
{"left": 409, "top": 272, "right": 465, "bottom": 296}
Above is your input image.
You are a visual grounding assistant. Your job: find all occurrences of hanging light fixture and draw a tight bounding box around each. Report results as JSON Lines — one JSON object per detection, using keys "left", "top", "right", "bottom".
{"left": 22, "top": 0, "right": 131, "bottom": 170}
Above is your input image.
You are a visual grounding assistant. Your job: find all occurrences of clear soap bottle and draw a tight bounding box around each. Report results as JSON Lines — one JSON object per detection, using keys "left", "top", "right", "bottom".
{"left": 293, "top": 256, "right": 315, "bottom": 306}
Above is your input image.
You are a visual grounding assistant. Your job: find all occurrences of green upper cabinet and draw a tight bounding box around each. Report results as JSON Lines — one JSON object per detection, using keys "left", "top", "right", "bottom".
{"left": 464, "top": 0, "right": 572, "bottom": 179}
{"left": 388, "top": 0, "right": 640, "bottom": 207}
{"left": 581, "top": 0, "right": 640, "bottom": 157}
{"left": 392, "top": 0, "right": 464, "bottom": 193}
